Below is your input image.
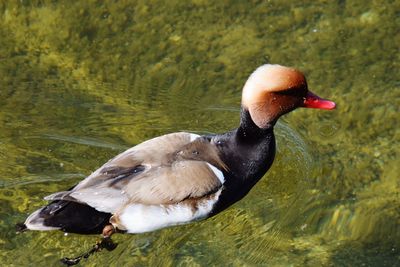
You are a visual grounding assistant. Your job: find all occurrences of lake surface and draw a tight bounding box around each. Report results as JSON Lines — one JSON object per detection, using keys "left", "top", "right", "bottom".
{"left": 0, "top": 1, "right": 399, "bottom": 266}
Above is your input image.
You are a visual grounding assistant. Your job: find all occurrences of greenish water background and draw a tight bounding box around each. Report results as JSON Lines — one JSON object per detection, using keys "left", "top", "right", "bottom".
{"left": 0, "top": 0, "right": 399, "bottom": 266}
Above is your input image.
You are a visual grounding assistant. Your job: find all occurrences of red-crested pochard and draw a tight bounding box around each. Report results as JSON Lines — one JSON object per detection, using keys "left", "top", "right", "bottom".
{"left": 20, "top": 64, "right": 335, "bottom": 264}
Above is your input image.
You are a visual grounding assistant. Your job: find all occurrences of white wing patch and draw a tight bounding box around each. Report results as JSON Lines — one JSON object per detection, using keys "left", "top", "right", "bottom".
{"left": 69, "top": 187, "right": 129, "bottom": 213}
{"left": 117, "top": 189, "right": 222, "bottom": 233}
{"left": 189, "top": 133, "right": 200, "bottom": 142}
{"left": 206, "top": 163, "right": 225, "bottom": 184}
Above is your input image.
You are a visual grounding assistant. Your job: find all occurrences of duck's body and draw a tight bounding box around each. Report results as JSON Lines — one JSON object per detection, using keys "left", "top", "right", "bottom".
{"left": 23, "top": 64, "right": 335, "bottom": 240}
{"left": 26, "top": 123, "right": 275, "bottom": 234}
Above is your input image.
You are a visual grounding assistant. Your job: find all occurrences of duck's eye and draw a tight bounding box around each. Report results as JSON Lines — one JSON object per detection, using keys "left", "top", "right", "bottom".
{"left": 192, "top": 150, "right": 199, "bottom": 155}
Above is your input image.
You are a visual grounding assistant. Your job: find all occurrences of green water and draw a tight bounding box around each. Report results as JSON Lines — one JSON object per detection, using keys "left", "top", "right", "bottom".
{"left": 0, "top": 0, "right": 399, "bottom": 266}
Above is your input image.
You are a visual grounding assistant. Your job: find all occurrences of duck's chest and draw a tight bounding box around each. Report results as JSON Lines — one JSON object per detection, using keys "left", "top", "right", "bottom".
{"left": 209, "top": 132, "right": 276, "bottom": 215}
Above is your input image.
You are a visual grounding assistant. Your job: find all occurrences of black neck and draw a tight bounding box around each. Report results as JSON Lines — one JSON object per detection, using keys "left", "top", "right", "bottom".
{"left": 210, "top": 109, "right": 276, "bottom": 215}
{"left": 237, "top": 107, "right": 273, "bottom": 141}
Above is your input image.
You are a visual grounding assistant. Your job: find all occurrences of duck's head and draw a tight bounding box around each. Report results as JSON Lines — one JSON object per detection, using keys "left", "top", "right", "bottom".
{"left": 241, "top": 64, "right": 336, "bottom": 129}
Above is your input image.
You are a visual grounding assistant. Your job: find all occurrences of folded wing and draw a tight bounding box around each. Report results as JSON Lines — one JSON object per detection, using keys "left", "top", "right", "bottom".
{"left": 45, "top": 132, "right": 226, "bottom": 214}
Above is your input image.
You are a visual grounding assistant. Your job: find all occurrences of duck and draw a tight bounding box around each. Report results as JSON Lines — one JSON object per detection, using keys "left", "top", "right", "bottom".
{"left": 21, "top": 64, "right": 335, "bottom": 264}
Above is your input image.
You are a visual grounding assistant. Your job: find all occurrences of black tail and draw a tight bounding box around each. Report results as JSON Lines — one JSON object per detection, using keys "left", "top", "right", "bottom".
{"left": 24, "top": 200, "right": 112, "bottom": 235}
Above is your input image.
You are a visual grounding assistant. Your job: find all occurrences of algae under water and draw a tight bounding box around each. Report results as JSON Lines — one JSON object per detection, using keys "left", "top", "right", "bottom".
{"left": 0, "top": 1, "right": 399, "bottom": 266}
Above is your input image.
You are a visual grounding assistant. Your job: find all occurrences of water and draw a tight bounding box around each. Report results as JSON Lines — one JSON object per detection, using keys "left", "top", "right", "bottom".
{"left": 0, "top": 1, "right": 399, "bottom": 266}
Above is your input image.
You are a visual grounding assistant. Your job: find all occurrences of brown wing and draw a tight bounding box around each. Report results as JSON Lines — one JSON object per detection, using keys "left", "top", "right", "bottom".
{"left": 122, "top": 160, "right": 222, "bottom": 205}
{"left": 45, "top": 132, "right": 226, "bottom": 213}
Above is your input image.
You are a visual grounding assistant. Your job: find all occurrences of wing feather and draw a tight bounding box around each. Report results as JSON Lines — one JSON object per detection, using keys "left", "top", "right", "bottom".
{"left": 45, "top": 132, "right": 225, "bottom": 214}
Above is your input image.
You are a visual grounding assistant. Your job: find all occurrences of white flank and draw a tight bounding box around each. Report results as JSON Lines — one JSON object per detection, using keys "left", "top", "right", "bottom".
{"left": 206, "top": 163, "right": 225, "bottom": 184}
{"left": 118, "top": 190, "right": 222, "bottom": 233}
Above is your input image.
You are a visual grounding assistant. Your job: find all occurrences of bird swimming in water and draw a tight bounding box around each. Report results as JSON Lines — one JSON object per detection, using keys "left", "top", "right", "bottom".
{"left": 19, "top": 64, "right": 336, "bottom": 265}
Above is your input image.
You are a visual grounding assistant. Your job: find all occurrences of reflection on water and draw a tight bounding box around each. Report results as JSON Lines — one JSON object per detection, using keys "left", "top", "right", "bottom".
{"left": 0, "top": 1, "right": 399, "bottom": 266}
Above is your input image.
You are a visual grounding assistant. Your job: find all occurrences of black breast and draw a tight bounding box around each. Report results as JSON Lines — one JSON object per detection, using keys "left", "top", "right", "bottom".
{"left": 209, "top": 126, "right": 276, "bottom": 215}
